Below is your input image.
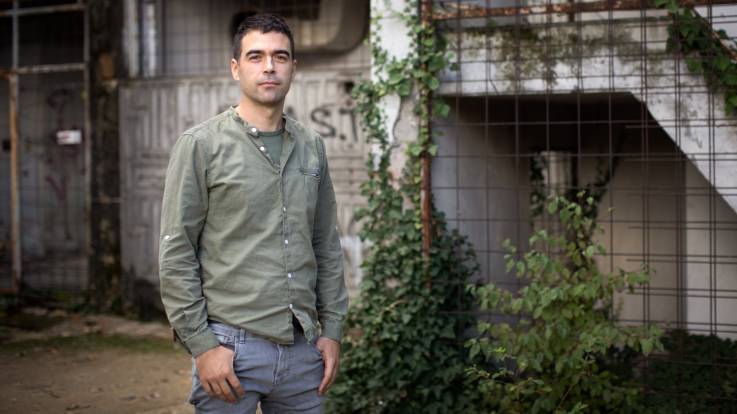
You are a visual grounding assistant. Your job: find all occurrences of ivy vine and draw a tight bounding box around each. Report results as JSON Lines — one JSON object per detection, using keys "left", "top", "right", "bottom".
{"left": 326, "top": 1, "right": 479, "bottom": 413}
{"left": 655, "top": 0, "right": 737, "bottom": 114}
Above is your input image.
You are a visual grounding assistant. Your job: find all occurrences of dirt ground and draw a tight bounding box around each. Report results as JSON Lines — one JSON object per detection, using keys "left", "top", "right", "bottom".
{"left": 0, "top": 308, "right": 195, "bottom": 414}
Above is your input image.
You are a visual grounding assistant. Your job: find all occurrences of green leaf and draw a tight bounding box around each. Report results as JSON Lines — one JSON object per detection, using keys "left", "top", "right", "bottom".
{"left": 641, "top": 338, "right": 654, "bottom": 355}
{"left": 434, "top": 101, "right": 451, "bottom": 118}
{"left": 428, "top": 55, "right": 446, "bottom": 72}
{"left": 728, "top": 94, "right": 737, "bottom": 108}
{"left": 585, "top": 245, "right": 595, "bottom": 258}
{"left": 686, "top": 57, "right": 702, "bottom": 73}
{"left": 715, "top": 55, "right": 732, "bottom": 72}
{"left": 388, "top": 70, "right": 404, "bottom": 86}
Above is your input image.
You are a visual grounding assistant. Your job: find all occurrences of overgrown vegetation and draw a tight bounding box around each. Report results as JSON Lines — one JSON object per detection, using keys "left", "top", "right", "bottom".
{"left": 326, "top": 1, "right": 478, "bottom": 413}
{"left": 655, "top": 0, "right": 737, "bottom": 114}
{"left": 330, "top": 1, "right": 736, "bottom": 412}
{"left": 638, "top": 330, "right": 737, "bottom": 412}
{"left": 466, "top": 194, "right": 664, "bottom": 413}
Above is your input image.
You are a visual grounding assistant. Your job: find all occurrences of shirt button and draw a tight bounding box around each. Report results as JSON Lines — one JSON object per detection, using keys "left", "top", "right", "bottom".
{"left": 259, "top": 146, "right": 265, "bottom": 152}
{"left": 284, "top": 239, "right": 289, "bottom": 245}
{"left": 288, "top": 273, "right": 292, "bottom": 278}
{"left": 251, "top": 127, "right": 257, "bottom": 133}
{"left": 289, "top": 304, "right": 293, "bottom": 309}
{"left": 282, "top": 206, "right": 286, "bottom": 212}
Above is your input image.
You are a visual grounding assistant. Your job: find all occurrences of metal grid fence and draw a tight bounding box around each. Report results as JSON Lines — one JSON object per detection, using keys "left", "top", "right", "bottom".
{"left": 0, "top": 0, "right": 89, "bottom": 294}
{"left": 431, "top": 0, "right": 737, "bottom": 405}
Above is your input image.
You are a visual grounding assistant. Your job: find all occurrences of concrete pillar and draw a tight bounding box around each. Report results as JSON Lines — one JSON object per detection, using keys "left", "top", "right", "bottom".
{"left": 684, "top": 162, "right": 737, "bottom": 340}
{"left": 371, "top": 0, "right": 419, "bottom": 181}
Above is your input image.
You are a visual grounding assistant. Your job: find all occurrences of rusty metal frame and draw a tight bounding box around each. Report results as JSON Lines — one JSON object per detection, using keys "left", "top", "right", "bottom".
{"left": 432, "top": 0, "right": 737, "bottom": 20}
{"left": 2, "top": 71, "right": 20, "bottom": 294}
{"left": 0, "top": 0, "right": 90, "bottom": 294}
{"left": 0, "top": 1, "right": 85, "bottom": 18}
{"left": 420, "top": 0, "right": 433, "bottom": 269}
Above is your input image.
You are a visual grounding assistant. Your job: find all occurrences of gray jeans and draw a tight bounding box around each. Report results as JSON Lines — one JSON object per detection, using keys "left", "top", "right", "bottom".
{"left": 188, "top": 320, "right": 325, "bottom": 413}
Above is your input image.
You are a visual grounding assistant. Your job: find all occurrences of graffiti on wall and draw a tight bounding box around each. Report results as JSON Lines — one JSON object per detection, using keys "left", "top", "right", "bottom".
{"left": 120, "top": 73, "right": 368, "bottom": 298}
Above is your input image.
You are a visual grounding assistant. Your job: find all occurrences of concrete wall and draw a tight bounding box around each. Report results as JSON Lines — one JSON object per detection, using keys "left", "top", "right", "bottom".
{"left": 0, "top": 6, "right": 88, "bottom": 290}
{"left": 685, "top": 163, "right": 737, "bottom": 339}
{"left": 433, "top": 97, "right": 530, "bottom": 290}
{"left": 16, "top": 72, "right": 87, "bottom": 290}
{"left": 430, "top": 6, "right": 737, "bottom": 339}
{"left": 122, "top": 0, "right": 369, "bottom": 77}
{"left": 432, "top": 93, "right": 736, "bottom": 338}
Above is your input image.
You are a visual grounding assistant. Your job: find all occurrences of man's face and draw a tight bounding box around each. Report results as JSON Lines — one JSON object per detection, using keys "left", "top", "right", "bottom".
{"left": 231, "top": 30, "right": 296, "bottom": 108}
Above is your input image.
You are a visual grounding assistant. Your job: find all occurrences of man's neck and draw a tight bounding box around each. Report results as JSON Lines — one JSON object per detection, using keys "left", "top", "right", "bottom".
{"left": 236, "top": 100, "right": 284, "bottom": 132}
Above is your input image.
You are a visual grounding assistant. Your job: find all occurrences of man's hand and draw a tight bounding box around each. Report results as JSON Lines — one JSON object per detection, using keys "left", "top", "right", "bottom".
{"left": 195, "top": 345, "right": 245, "bottom": 403}
{"left": 316, "top": 337, "right": 341, "bottom": 396}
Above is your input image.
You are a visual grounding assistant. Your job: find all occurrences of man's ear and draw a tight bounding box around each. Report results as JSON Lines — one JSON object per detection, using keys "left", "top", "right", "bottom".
{"left": 290, "top": 59, "right": 297, "bottom": 82}
{"left": 230, "top": 58, "right": 239, "bottom": 80}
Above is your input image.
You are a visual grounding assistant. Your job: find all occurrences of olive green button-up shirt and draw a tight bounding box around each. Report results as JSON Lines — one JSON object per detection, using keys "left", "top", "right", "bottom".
{"left": 159, "top": 106, "right": 348, "bottom": 357}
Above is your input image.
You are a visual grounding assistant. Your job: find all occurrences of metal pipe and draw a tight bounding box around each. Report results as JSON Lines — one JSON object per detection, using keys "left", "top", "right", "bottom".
{"left": 0, "top": 2, "right": 84, "bottom": 18}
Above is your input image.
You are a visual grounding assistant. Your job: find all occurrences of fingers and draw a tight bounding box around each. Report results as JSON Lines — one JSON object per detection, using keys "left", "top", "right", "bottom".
{"left": 318, "top": 354, "right": 337, "bottom": 396}
{"left": 218, "top": 379, "right": 237, "bottom": 403}
{"left": 201, "top": 379, "right": 214, "bottom": 397}
{"left": 227, "top": 371, "right": 246, "bottom": 400}
{"left": 195, "top": 345, "right": 242, "bottom": 403}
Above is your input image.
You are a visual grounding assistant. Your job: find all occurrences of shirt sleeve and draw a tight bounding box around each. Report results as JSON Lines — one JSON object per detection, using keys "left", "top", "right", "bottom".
{"left": 158, "top": 133, "right": 219, "bottom": 357}
{"left": 312, "top": 136, "right": 349, "bottom": 342}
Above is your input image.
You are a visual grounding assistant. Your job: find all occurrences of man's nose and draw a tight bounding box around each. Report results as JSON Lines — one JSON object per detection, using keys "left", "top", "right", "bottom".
{"left": 263, "top": 56, "right": 275, "bottom": 73}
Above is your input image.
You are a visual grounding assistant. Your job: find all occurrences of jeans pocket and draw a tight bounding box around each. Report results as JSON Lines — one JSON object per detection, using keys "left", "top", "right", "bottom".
{"left": 307, "top": 339, "right": 324, "bottom": 360}
{"left": 208, "top": 327, "right": 237, "bottom": 360}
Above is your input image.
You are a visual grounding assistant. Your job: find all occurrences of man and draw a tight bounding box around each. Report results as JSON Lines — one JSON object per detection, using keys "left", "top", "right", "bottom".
{"left": 159, "top": 14, "right": 348, "bottom": 413}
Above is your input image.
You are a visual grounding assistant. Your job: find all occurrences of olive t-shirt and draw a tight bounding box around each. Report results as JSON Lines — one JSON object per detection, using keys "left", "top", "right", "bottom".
{"left": 260, "top": 128, "right": 284, "bottom": 165}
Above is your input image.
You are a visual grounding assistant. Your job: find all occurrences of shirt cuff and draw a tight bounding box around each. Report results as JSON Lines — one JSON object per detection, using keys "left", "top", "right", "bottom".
{"left": 319, "top": 318, "right": 343, "bottom": 342}
{"left": 182, "top": 328, "right": 220, "bottom": 357}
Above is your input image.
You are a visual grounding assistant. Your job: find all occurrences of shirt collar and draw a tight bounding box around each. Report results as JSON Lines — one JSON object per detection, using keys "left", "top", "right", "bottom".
{"left": 228, "top": 105, "right": 290, "bottom": 138}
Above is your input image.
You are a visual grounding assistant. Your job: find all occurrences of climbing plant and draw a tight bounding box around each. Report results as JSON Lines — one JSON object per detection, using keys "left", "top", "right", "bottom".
{"left": 655, "top": 0, "right": 737, "bottom": 114}
{"left": 466, "top": 193, "right": 664, "bottom": 413}
{"left": 326, "top": 1, "right": 479, "bottom": 413}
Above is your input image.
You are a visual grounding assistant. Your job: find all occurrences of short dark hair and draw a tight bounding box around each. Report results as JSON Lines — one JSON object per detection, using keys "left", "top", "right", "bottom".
{"left": 232, "top": 14, "right": 295, "bottom": 61}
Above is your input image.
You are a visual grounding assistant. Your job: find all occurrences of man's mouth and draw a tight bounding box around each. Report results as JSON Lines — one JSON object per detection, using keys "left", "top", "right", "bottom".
{"left": 259, "top": 81, "right": 281, "bottom": 86}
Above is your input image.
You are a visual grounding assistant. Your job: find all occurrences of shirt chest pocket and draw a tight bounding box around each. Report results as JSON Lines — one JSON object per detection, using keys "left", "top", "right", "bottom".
{"left": 300, "top": 167, "right": 320, "bottom": 209}
{"left": 283, "top": 165, "right": 320, "bottom": 220}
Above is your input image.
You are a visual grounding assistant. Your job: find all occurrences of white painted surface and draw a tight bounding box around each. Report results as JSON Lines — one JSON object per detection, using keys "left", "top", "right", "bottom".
{"left": 438, "top": 17, "right": 737, "bottom": 217}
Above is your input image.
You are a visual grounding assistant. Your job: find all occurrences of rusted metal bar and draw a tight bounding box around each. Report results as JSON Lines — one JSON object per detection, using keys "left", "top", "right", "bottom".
{"left": 83, "top": 2, "right": 92, "bottom": 277}
{"left": 420, "top": 0, "right": 433, "bottom": 284}
{"left": 433, "top": 0, "right": 737, "bottom": 20}
{"left": 16, "top": 63, "right": 86, "bottom": 74}
{"left": 0, "top": 2, "right": 84, "bottom": 18}
{"left": 8, "top": 72, "right": 20, "bottom": 294}
{"left": 0, "top": 63, "right": 87, "bottom": 75}
{"left": 4, "top": 0, "right": 20, "bottom": 294}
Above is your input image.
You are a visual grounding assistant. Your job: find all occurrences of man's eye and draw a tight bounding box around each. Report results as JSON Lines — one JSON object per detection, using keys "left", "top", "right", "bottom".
{"left": 275, "top": 55, "right": 288, "bottom": 63}
{"left": 248, "top": 55, "right": 261, "bottom": 62}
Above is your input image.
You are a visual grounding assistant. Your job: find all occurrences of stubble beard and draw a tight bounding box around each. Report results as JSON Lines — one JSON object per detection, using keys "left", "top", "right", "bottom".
{"left": 243, "top": 84, "right": 290, "bottom": 108}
